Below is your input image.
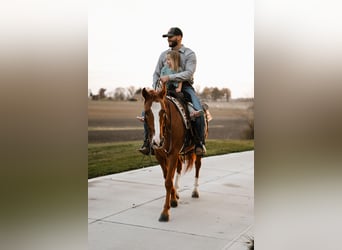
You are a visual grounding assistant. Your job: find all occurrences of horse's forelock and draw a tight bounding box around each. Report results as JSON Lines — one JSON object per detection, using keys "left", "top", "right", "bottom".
{"left": 143, "top": 88, "right": 167, "bottom": 113}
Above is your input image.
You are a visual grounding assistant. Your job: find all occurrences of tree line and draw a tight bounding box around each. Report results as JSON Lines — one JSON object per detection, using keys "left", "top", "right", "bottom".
{"left": 89, "top": 86, "right": 232, "bottom": 102}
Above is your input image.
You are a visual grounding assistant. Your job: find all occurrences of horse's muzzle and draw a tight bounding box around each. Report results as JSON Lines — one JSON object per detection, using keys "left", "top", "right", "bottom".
{"left": 152, "top": 137, "right": 164, "bottom": 148}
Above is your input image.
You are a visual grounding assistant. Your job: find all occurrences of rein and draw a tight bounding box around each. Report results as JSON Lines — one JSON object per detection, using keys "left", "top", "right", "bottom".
{"left": 162, "top": 99, "right": 173, "bottom": 155}
{"left": 160, "top": 98, "right": 186, "bottom": 156}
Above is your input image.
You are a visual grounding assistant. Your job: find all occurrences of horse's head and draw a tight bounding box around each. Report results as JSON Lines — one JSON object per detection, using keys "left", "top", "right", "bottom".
{"left": 142, "top": 83, "right": 167, "bottom": 147}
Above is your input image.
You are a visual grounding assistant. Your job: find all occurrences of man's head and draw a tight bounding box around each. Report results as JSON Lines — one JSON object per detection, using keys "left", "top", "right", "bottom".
{"left": 162, "top": 27, "right": 183, "bottom": 48}
{"left": 162, "top": 27, "right": 183, "bottom": 38}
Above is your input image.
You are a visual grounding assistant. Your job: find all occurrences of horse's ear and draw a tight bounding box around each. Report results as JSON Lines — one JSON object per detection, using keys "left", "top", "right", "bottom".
{"left": 142, "top": 88, "right": 148, "bottom": 99}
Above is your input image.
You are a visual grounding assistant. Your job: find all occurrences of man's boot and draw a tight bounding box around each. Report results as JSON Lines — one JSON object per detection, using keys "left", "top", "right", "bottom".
{"left": 138, "top": 139, "right": 150, "bottom": 155}
{"left": 194, "top": 115, "right": 206, "bottom": 156}
{"left": 138, "top": 119, "right": 151, "bottom": 155}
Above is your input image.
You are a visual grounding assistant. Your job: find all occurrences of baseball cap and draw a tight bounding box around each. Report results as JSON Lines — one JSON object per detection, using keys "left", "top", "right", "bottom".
{"left": 162, "top": 27, "right": 183, "bottom": 38}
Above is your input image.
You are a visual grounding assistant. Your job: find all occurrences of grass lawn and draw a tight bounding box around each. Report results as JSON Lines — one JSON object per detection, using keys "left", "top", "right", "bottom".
{"left": 88, "top": 139, "right": 254, "bottom": 179}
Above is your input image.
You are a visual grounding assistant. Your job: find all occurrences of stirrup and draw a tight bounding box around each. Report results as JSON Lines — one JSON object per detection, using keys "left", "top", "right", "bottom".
{"left": 205, "top": 110, "right": 213, "bottom": 122}
{"left": 138, "top": 141, "right": 150, "bottom": 155}
{"left": 190, "top": 110, "right": 204, "bottom": 119}
{"left": 136, "top": 116, "right": 145, "bottom": 122}
{"left": 195, "top": 144, "right": 206, "bottom": 156}
{"left": 138, "top": 147, "right": 150, "bottom": 155}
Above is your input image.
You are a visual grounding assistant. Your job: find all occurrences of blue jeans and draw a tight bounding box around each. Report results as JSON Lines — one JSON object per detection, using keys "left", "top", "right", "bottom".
{"left": 182, "top": 84, "right": 203, "bottom": 112}
{"left": 182, "top": 83, "right": 205, "bottom": 145}
{"left": 141, "top": 111, "right": 148, "bottom": 141}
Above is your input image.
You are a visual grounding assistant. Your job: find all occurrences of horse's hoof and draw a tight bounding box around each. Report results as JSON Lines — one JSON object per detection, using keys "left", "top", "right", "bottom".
{"left": 158, "top": 213, "right": 169, "bottom": 222}
{"left": 171, "top": 200, "right": 178, "bottom": 207}
{"left": 192, "top": 191, "right": 199, "bottom": 198}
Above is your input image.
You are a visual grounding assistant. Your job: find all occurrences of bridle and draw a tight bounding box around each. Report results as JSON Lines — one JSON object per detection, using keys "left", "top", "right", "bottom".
{"left": 145, "top": 98, "right": 174, "bottom": 155}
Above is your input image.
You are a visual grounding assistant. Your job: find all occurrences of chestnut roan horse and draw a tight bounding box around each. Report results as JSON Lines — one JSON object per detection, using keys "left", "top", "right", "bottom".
{"left": 142, "top": 83, "right": 208, "bottom": 222}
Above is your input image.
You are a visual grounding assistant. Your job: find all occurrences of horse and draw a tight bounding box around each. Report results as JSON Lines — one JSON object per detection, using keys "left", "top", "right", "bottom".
{"left": 142, "top": 83, "right": 208, "bottom": 222}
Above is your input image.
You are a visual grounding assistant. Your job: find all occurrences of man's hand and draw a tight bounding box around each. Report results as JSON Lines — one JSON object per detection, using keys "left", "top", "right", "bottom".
{"left": 175, "top": 81, "right": 182, "bottom": 93}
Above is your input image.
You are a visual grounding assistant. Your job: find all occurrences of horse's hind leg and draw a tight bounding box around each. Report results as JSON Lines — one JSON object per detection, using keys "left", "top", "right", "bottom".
{"left": 192, "top": 156, "right": 201, "bottom": 198}
{"left": 170, "top": 158, "right": 181, "bottom": 207}
{"left": 174, "top": 157, "right": 182, "bottom": 200}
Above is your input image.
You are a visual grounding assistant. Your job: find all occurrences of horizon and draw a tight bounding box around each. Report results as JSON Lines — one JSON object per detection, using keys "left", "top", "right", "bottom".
{"left": 88, "top": 0, "right": 254, "bottom": 99}
{"left": 87, "top": 83, "right": 254, "bottom": 100}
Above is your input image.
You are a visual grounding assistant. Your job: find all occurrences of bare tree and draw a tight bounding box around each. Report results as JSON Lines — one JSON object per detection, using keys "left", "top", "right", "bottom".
{"left": 200, "top": 87, "right": 212, "bottom": 101}
{"left": 211, "top": 87, "right": 222, "bottom": 101}
{"left": 221, "top": 88, "right": 231, "bottom": 102}
{"left": 194, "top": 84, "right": 201, "bottom": 95}
{"left": 99, "top": 88, "right": 106, "bottom": 99}
{"left": 135, "top": 88, "right": 142, "bottom": 95}
{"left": 90, "top": 88, "right": 106, "bottom": 100}
{"left": 127, "top": 85, "right": 136, "bottom": 99}
{"left": 114, "top": 87, "right": 126, "bottom": 101}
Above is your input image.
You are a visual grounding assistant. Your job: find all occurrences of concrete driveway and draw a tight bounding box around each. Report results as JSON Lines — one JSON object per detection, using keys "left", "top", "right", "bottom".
{"left": 88, "top": 151, "right": 254, "bottom": 250}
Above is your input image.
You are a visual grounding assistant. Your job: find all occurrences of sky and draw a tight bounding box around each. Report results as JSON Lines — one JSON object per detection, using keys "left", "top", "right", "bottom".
{"left": 88, "top": 0, "right": 254, "bottom": 98}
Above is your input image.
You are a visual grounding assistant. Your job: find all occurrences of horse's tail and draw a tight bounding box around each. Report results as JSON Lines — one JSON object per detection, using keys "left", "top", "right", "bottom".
{"left": 183, "top": 151, "right": 196, "bottom": 173}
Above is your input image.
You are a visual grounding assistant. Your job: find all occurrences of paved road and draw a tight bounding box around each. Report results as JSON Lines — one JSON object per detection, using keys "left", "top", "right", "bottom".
{"left": 88, "top": 151, "right": 254, "bottom": 250}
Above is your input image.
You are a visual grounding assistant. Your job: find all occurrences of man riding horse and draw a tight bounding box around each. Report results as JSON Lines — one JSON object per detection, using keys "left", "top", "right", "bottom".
{"left": 139, "top": 27, "right": 206, "bottom": 156}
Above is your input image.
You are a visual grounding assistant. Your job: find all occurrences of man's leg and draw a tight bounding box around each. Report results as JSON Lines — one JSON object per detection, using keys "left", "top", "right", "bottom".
{"left": 138, "top": 111, "right": 150, "bottom": 155}
{"left": 182, "top": 85, "right": 206, "bottom": 155}
{"left": 183, "top": 85, "right": 203, "bottom": 112}
{"left": 194, "top": 115, "right": 206, "bottom": 155}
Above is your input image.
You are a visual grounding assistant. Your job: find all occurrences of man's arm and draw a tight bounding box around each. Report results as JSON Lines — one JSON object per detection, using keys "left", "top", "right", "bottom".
{"left": 152, "top": 52, "right": 166, "bottom": 89}
{"left": 175, "top": 81, "right": 182, "bottom": 93}
{"left": 168, "top": 50, "right": 196, "bottom": 83}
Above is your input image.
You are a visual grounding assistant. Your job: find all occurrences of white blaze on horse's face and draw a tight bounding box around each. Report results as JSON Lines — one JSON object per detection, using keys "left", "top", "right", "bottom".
{"left": 151, "top": 101, "right": 162, "bottom": 146}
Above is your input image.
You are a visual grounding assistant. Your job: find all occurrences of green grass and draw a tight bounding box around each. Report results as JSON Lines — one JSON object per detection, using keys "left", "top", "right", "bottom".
{"left": 88, "top": 139, "right": 254, "bottom": 179}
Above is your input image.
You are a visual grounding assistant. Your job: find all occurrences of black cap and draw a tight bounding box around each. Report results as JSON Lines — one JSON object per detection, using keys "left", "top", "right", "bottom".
{"left": 162, "top": 27, "right": 183, "bottom": 38}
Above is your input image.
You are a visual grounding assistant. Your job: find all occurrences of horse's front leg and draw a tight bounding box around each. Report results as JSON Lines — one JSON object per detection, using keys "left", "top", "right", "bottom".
{"left": 192, "top": 155, "right": 201, "bottom": 198}
{"left": 170, "top": 156, "right": 183, "bottom": 207}
{"left": 159, "top": 157, "right": 177, "bottom": 222}
{"left": 155, "top": 151, "right": 167, "bottom": 178}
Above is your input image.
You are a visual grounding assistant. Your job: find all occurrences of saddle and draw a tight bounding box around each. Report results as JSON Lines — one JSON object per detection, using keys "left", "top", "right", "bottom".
{"left": 166, "top": 90, "right": 211, "bottom": 127}
{"left": 166, "top": 92, "right": 211, "bottom": 152}
{"left": 166, "top": 95, "right": 191, "bottom": 129}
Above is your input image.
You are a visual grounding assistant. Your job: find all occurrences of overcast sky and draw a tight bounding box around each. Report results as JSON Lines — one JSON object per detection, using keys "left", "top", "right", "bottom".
{"left": 88, "top": 0, "right": 254, "bottom": 98}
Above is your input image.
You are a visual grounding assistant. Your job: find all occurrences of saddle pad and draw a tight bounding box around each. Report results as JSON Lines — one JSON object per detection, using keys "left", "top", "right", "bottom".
{"left": 166, "top": 96, "right": 190, "bottom": 129}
